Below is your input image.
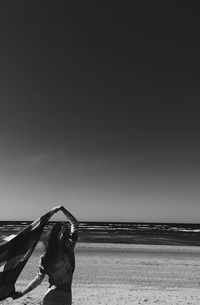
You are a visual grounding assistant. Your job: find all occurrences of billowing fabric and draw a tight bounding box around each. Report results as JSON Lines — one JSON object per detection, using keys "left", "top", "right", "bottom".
{"left": 0, "top": 211, "right": 52, "bottom": 301}
{"left": 43, "top": 286, "right": 72, "bottom": 305}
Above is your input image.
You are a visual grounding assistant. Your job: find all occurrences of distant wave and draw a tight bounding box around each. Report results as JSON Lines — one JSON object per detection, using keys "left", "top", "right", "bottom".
{"left": 1, "top": 221, "right": 200, "bottom": 246}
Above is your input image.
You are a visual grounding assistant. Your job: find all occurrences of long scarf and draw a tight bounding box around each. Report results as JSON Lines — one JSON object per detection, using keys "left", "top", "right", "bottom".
{"left": 0, "top": 210, "right": 52, "bottom": 301}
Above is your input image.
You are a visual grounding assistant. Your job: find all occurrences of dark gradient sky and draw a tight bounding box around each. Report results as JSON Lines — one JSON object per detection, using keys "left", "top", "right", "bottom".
{"left": 0, "top": 2, "right": 199, "bottom": 221}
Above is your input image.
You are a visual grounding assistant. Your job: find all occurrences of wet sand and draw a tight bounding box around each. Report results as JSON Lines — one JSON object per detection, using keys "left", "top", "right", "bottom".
{"left": 2, "top": 243, "right": 200, "bottom": 304}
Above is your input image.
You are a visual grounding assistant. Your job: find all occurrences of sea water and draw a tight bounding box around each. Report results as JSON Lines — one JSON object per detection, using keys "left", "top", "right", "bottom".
{"left": 1, "top": 221, "right": 200, "bottom": 246}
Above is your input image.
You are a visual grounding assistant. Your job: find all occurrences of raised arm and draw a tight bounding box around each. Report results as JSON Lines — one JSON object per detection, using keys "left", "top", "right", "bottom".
{"left": 48, "top": 205, "right": 63, "bottom": 219}
{"left": 60, "top": 206, "right": 79, "bottom": 234}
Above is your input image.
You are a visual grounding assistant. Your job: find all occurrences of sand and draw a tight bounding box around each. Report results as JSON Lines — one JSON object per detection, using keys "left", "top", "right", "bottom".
{"left": 2, "top": 243, "right": 200, "bottom": 305}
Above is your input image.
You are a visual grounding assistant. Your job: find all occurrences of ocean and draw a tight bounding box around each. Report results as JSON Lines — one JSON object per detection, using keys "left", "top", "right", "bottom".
{"left": 1, "top": 221, "right": 200, "bottom": 246}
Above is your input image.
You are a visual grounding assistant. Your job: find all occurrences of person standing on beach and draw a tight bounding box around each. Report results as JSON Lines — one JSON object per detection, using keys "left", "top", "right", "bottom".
{"left": 12, "top": 205, "right": 79, "bottom": 305}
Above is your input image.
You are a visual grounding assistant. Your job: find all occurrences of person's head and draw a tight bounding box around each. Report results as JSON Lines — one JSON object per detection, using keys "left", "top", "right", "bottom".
{"left": 41, "top": 222, "right": 69, "bottom": 272}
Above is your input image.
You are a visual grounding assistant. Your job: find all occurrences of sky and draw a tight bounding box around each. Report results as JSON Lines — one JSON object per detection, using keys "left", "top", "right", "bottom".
{"left": 0, "top": 2, "right": 199, "bottom": 222}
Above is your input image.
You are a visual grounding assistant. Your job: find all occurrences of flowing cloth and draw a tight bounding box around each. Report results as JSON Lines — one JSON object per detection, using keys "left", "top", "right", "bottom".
{"left": 0, "top": 210, "right": 52, "bottom": 301}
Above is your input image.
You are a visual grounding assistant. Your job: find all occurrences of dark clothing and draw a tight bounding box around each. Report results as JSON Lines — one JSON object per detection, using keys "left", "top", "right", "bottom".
{"left": 44, "top": 230, "right": 78, "bottom": 293}
{"left": 43, "top": 286, "right": 72, "bottom": 305}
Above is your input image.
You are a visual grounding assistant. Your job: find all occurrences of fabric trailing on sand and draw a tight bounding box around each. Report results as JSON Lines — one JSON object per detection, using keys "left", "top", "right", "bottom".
{"left": 0, "top": 210, "right": 52, "bottom": 301}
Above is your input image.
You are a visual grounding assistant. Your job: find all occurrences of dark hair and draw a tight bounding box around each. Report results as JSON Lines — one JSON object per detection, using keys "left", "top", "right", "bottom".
{"left": 40, "top": 223, "right": 64, "bottom": 272}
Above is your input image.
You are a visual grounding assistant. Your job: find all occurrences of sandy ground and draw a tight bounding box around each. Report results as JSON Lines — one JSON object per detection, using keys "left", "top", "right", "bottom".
{"left": 2, "top": 243, "right": 200, "bottom": 305}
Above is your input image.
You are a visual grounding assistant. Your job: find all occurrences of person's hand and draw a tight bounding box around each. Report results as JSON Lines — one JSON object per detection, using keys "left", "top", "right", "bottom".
{"left": 60, "top": 206, "right": 66, "bottom": 212}
{"left": 51, "top": 206, "right": 62, "bottom": 214}
{"left": 11, "top": 290, "right": 24, "bottom": 299}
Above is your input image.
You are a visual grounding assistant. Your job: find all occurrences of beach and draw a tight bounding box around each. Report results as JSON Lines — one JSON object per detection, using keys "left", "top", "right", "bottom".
{"left": 2, "top": 242, "right": 200, "bottom": 305}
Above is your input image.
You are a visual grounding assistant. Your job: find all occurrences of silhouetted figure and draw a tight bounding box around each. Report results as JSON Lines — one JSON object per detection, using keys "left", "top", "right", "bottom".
{"left": 12, "top": 205, "right": 79, "bottom": 305}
